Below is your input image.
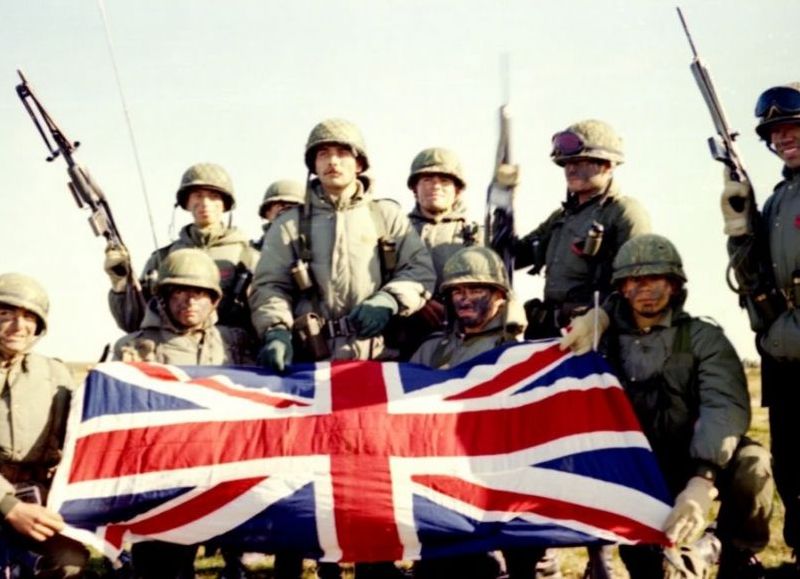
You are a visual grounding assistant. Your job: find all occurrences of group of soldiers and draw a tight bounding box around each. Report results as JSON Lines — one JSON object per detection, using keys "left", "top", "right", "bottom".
{"left": 2, "top": 80, "right": 800, "bottom": 579}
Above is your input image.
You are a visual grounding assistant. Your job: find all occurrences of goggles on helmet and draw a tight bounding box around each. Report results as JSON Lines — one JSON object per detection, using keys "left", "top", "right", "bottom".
{"left": 551, "top": 131, "right": 585, "bottom": 157}
{"left": 755, "top": 86, "right": 800, "bottom": 120}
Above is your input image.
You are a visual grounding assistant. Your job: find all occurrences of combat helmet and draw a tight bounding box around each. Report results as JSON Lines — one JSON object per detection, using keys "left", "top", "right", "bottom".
{"left": 550, "top": 119, "right": 624, "bottom": 166}
{"left": 611, "top": 234, "right": 687, "bottom": 285}
{"left": 440, "top": 247, "right": 511, "bottom": 295}
{"left": 176, "top": 163, "right": 236, "bottom": 211}
{"left": 304, "top": 118, "right": 369, "bottom": 173}
{"left": 259, "top": 180, "right": 305, "bottom": 219}
{"left": 0, "top": 273, "right": 49, "bottom": 334}
{"left": 156, "top": 249, "right": 222, "bottom": 300}
{"left": 754, "top": 82, "right": 800, "bottom": 141}
{"left": 407, "top": 147, "right": 466, "bottom": 190}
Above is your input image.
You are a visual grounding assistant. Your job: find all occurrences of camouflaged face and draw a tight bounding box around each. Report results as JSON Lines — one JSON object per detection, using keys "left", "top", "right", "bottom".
{"left": 612, "top": 233, "right": 687, "bottom": 284}
{"left": 304, "top": 118, "right": 369, "bottom": 172}
{"left": 176, "top": 162, "right": 235, "bottom": 210}
{"left": 0, "top": 272, "right": 49, "bottom": 333}
{"left": 440, "top": 246, "right": 510, "bottom": 294}
{"left": 407, "top": 147, "right": 466, "bottom": 190}
{"left": 156, "top": 248, "right": 222, "bottom": 298}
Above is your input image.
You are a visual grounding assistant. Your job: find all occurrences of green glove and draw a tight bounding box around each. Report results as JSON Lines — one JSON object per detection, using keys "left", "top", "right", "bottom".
{"left": 348, "top": 291, "right": 398, "bottom": 338}
{"left": 257, "top": 328, "right": 293, "bottom": 373}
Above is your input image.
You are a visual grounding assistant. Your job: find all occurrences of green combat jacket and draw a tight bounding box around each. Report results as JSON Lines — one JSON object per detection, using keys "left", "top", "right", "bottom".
{"left": 249, "top": 178, "right": 436, "bottom": 361}
{"left": 113, "top": 302, "right": 253, "bottom": 365}
{"left": 0, "top": 354, "right": 73, "bottom": 515}
{"left": 603, "top": 296, "right": 750, "bottom": 489}
{"left": 513, "top": 181, "right": 650, "bottom": 311}
{"left": 728, "top": 167, "right": 800, "bottom": 365}
{"left": 410, "top": 301, "right": 525, "bottom": 369}
{"left": 109, "top": 223, "right": 259, "bottom": 333}
{"left": 408, "top": 198, "right": 482, "bottom": 295}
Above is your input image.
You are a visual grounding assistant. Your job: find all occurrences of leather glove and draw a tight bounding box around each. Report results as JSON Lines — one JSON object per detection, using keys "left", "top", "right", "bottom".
{"left": 257, "top": 328, "right": 293, "bottom": 373}
{"left": 559, "top": 307, "right": 610, "bottom": 355}
{"left": 721, "top": 167, "right": 752, "bottom": 237}
{"left": 664, "top": 476, "right": 718, "bottom": 544}
{"left": 104, "top": 243, "right": 131, "bottom": 293}
{"left": 348, "top": 291, "right": 398, "bottom": 338}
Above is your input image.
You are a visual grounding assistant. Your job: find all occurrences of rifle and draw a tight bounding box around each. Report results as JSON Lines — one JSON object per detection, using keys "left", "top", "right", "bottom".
{"left": 485, "top": 55, "right": 518, "bottom": 282}
{"left": 676, "top": 7, "right": 753, "bottom": 212}
{"left": 15, "top": 70, "right": 146, "bottom": 311}
{"left": 676, "top": 9, "right": 785, "bottom": 323}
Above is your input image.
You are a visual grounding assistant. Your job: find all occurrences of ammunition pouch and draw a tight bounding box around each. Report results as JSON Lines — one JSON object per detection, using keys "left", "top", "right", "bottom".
{"left": 378, "top": 238, "right": 398, "bottom": 284}
{"left": 742, "top": 287, "right": 786, "bottom": 333}
{"left": 292, "top": 312, "right": 331, "bottom": 362}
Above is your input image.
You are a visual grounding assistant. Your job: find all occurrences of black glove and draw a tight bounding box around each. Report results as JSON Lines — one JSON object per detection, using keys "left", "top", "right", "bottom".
{"left": 257, "top": 328, "right": 293, "bottom": 372}
{"left": 347, "top": 292, "right": 398, "bottom": 338}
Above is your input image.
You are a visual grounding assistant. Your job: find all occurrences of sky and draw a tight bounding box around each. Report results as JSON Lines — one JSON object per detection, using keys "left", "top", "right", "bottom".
{"left": 0, "top": 0, "right": 795, "bottom": 362}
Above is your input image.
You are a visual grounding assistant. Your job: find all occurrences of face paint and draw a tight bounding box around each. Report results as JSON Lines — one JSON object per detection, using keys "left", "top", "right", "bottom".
{"left": 621, "top": 276, "right": 674, "bottom": 319}
{"left": 450, "top": 285, "right": 501, "bottom": 331}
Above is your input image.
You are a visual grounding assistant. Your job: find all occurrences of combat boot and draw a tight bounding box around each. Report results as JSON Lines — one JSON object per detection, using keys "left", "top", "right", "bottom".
{"left": 716, "top": 545, "right": 764, "bottom": 579}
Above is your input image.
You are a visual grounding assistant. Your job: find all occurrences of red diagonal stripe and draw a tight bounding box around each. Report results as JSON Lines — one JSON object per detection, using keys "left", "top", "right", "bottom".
{"left": 69, "top": 387, "right": 640, "bottom": 484}
{"left": 445, "top": 343, "right": 566, "bottom": 400}
{"left": 188, "top": 377, "right": 311, "bottom": 408}
{"left": 413, "top": 475, "right": 668, "bottom": 545}
{"left": 128, "top": 362, "right": 182, "bottom": 381}
{"left": 103, "top": 476, "right": 266, "bottom": 548}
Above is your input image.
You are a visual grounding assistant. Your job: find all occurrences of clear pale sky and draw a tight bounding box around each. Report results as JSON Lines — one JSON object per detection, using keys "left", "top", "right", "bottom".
{"left": 0, "top": 0, "right": 795, "bottom": 361}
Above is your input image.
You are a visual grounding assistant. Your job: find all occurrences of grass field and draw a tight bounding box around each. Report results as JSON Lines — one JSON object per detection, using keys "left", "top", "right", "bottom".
{"left": 76, "top": 367, "right": 794, "bottom": 578}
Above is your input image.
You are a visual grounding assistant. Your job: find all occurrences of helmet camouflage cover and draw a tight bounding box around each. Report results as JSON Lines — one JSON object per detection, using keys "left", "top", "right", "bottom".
{"left": 407, "top": 147, "right": 466, "bottom": 190}
{"left": 611, "top": 234, "right": 687, "bottom": 285}
{"left": 551, "top": 119, "right": 624, "bottom": 166}
{"left": 755, "top": 82, "right": 800, "bottom": 140}
{"left": 304, "top": 118, "right": 369, "bottom": 173}
{"left": 0, "top": 272, "right": 49, "bottom": 334}
{"left": 440, "top": 246, "right": 511, "bottom": 295}
{"left": 176, "top": 163, "right": 236, "bottom": 211}
{"left": 156, "top": 248, "right": 222, "bottom": 300}
{"left": 259, "top": 180, "right": 305, "bottom": 218}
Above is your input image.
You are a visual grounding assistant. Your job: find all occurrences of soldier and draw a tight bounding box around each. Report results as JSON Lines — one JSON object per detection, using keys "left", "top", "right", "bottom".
{"left": 599, "top": 235, "right": 773, "bottom": 579}
{"left": 249, "top": 119, "right": 435, "bottom": 578}
{"left": 252, "top": 179, "right": 305, "bottom": 251}
{"left": 0, "top": 273, "right": 88, "bottom": 578}
{"left": 410, "top": 246, "right": 523, "bottom": 579}
{"left": 390, "top": 148, "right": 482, "bottom": 359}
{"left": 113, "top": 249, "right": 253, "bottom": 579}
{"left": 104, "top": 162, "right": 259, "bottom": 333}
{"left": 502, "top": 119, "right": 650, "bottom": 341}
{"left": 721, "top": 82, "right": 800, "bottom": 570}
{"left": 500, "top": 119, "right": 650, "bottom": 577}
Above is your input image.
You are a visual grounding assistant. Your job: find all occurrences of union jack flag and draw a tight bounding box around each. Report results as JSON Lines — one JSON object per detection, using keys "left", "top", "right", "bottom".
{"left": 49, "top": 340, "right": 672, "bottom": 562}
